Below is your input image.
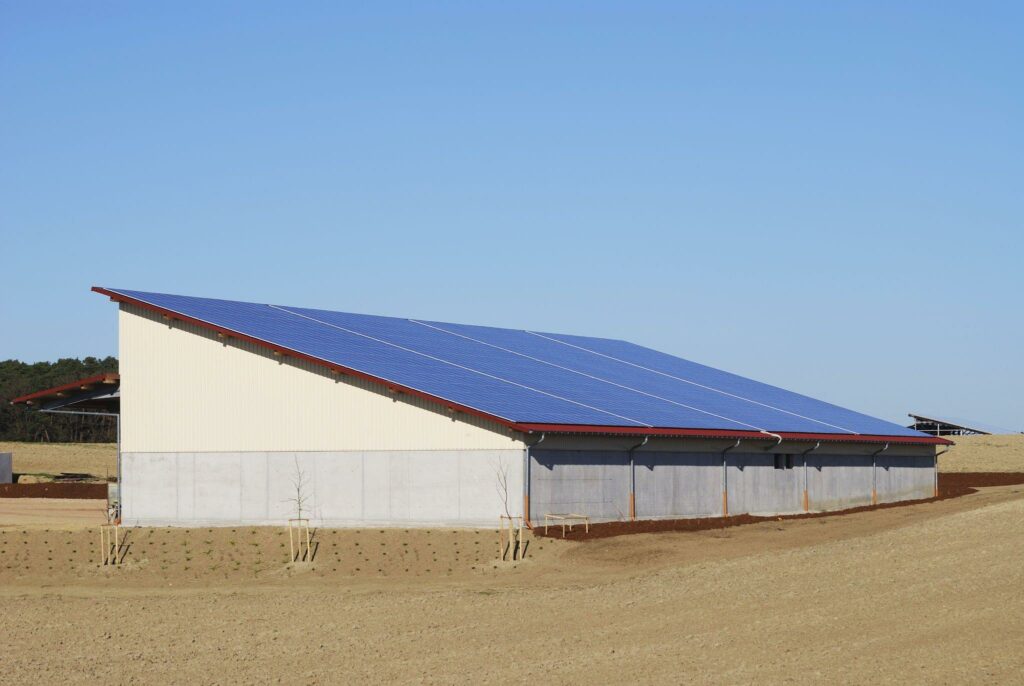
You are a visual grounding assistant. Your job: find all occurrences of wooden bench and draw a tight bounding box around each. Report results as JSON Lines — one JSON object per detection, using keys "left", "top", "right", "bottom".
{"left": 543, "top": 513, "right": 591, "bottom": 537}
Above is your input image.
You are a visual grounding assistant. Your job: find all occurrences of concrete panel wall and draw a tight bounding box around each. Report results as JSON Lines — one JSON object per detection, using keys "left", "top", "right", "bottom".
{"left": 0, "top": 453, "right": 11, "bottom": 484}
{"left": 634, "top": 452, "right": 721, "bottom": 518}
{"left": 118, "top": 304, "right": 522, "bottom": 453}
{"left": 726, "top": 453, "right": 802, "bottom": 516}
{"left": 121, "top": 450, "right": 523, "bottom": 527}
{"left": 529, "top": 450, "right": 630, "bottom": 521}
{"left": 806, "top": 455, "right": 873, "bottom": 511}
{"left": 876, "top": 454, "right": 934, "bottom": 503}
{"left": 528, "top": 444, "right": 937, "bottom": 521}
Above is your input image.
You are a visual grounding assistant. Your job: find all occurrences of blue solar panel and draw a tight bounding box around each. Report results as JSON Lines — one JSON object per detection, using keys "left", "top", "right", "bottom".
{"left": 101, "top": 288, "right": 928, "bottom": 438}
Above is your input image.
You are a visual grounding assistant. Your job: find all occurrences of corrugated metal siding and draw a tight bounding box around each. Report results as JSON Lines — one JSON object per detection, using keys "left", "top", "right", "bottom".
{"left": 119, "top": 305, "right": 522, "bottom": 453}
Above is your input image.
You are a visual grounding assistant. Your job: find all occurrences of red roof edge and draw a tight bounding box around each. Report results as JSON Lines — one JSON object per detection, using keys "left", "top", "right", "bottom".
{"left": 512, "top": 424, "right": 953, "bottom": 446}
{"left": 10, "top": 373, "right": 120, "bottom": 404}
{"left": 93, "top": 287, "right": 952, "bottom": 448}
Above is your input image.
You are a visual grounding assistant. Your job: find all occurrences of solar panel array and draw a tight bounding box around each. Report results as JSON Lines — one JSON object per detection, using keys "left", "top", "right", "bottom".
{"left": 103, "top": 288, "right": 926, "bottom": 438}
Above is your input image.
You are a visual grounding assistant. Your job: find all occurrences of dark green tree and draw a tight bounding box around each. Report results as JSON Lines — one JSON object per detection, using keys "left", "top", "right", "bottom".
{"left": 0, "top": 357, "right": 118, "bottom": 442}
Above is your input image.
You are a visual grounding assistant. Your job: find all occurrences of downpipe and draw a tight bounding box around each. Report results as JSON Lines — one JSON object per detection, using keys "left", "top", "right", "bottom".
{"left": 523, "top": 432, "right": 545, "bottom": 528}
{"left": 799, "top": 441, "right": 821, "bottom": 512}
{"left": 933, "top": 447, "right": 951, "bottom": 498}
{"left": 626, "top": 436, "right": 649, "bottom": 521}
{"left": 721, "top": 439, "right": 742, "bottom": 516}
{"left": 871, "top": 442, "right": 890, "bottom": 505}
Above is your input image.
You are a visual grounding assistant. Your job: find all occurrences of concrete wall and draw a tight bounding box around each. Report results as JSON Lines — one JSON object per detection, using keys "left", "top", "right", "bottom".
{"left": 120, "top": 450, "right": 524, "bottom": 527}
{"left": 635, "top": 452, "right": 721, "bottom": 518}
{"left": 529, "top": 449, "right": 630, "bottom": 520}
{"left": 119, "top": 304, "right": 522, "bottom": 453}
{"left": 726, "top": 452, "right": 803, "bottom": 515}
{"left": 0, "top": 453, "right": 11, "bottom": 484}
{"left": 528, "top": 441, "right": 937, "bottom": 521}
{"left": 806, "top": 454, "right": 873, "bottom": 511}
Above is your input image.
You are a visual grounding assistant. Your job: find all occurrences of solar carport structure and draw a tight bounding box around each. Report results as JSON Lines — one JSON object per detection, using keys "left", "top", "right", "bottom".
{"left": 95, "top": 287, "right": 950, "bottom": 527}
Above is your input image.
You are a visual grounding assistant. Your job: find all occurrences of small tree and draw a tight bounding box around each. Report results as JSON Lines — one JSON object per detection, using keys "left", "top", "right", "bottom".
{"left": 494, "top": 457, "right": 525, "bottom": 560}
{"left": 285, "top": 457, "right": 312, "bottom": 563}
{"left": 288, "top": 456, "right": 310, "bottom": 521}
{"left": 494, "top": 457, "right": 513, "bottom": 520}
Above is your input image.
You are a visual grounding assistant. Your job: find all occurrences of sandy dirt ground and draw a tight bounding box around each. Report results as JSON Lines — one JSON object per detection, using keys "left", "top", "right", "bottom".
{"left": 0, "top": 485, "right": 1021, "bottom": 684}
{"left": 0, "top": 442, "right": 116, "bottom": 481}
{"left": 0, "top": 498, "right": 108, "bottom": 528}
{"left": 939, "top": 433, "right": 1024, "bottom": 472}
{"left": 1, "top": 440, "right": 1022, "bottom": 684}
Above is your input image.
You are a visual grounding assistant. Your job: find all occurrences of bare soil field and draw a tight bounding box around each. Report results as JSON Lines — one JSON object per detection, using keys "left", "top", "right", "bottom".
{"left": 0, "top": 442, "right": 116, "bottom": 482}
{"left": 1, "top": 484, "right": 1022, "bottom": 684}
{"left": 0, "top": 498, "right": 108, "bottom": 528}
{"left": 939, "top": 433, "right": 1024, "bottom": 472}
{"left": 0, "top": 440, "right": 1021, "bottom": 684}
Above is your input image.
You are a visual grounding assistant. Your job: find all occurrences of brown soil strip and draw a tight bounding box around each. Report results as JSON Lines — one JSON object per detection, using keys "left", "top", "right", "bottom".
{"left": 534, "top": 472, "right": 1024, "bottom": 541}
{"left": 941, "top": 472, "right": 1024, "bottom": 488}
{"left": 0, "top": 483, "right": 108, "bottom": 499}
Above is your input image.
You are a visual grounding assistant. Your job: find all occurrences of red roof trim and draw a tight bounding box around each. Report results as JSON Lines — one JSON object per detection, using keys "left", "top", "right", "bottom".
{"left": 93, "top": 287, "right": 951, "bottom": 447}
{"left": 10, "top": 373, "right": 120, "bottom": 404}
{"left": 512, "top": 424, "right": 953, "bottom": 446}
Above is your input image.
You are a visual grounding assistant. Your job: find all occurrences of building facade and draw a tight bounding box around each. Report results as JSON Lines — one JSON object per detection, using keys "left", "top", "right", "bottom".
{"left": 112, "top": 296, "right": 943, "bottom": 528}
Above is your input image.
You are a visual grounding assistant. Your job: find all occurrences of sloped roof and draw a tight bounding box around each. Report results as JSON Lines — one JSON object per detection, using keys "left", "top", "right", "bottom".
{"left": 10, "top": 373, "right": 120, "bottom": 413}
{"left": 909, "top": 413, "right": 1019, "bottom": 436}
{"left": 94, "top": 287, "right": 947, "bottom": 445}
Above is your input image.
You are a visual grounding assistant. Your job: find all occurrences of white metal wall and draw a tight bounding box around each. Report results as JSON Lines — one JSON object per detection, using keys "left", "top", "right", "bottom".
{"left": 120, "top": 449, "right": 524, "bottom": 527}
{"left": 119, "top": 304, "right": 523, "bottom": 453}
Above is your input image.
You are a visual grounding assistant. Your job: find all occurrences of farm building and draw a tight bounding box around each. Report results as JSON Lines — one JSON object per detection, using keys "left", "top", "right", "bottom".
{"left": 85, "top": 287, "right": 949, "bottom": 527}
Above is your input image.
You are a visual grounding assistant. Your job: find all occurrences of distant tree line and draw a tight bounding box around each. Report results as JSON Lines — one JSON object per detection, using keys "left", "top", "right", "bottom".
{"left": 0, "top": 357, "right": 118, "bottom": 442}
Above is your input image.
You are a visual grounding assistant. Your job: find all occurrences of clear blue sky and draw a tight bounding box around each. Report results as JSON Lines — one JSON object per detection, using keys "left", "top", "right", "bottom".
{"left": 2, "top": 2, "right": 1021, "bottom": 430}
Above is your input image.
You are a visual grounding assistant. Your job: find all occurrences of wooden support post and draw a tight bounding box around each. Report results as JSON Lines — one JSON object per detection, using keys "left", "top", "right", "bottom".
{"left": 287, "top": 518, "right": 311, "bottom": 562}
{"left": 99, "top": 524, "right": 120, "bottom": 565}
{"left": 629, "top": 492, "right": 636, "bottom": 521}
{"left": 519, "top": 519, "right": 524, "bottom": 558}
{"left": 498, "top": 516, "right": 526, "bottom": 561}
{"left": 722, "top": 490, "right": 729, "bottom": 517}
